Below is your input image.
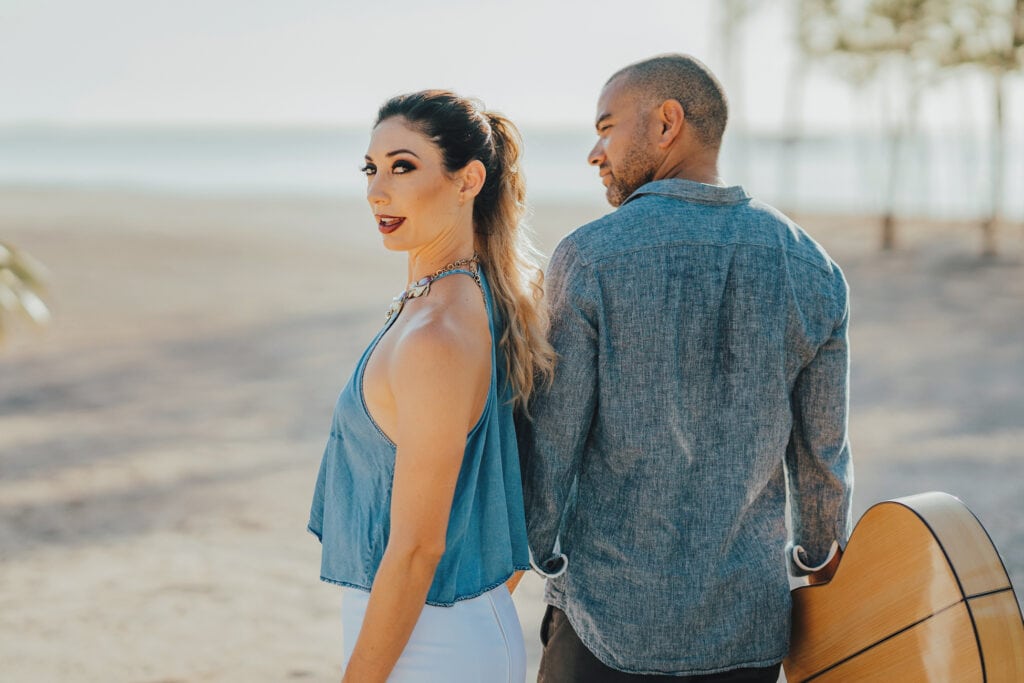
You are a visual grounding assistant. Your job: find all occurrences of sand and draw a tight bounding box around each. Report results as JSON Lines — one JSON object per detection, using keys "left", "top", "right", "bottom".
{"left": 1, "top": 186, "right": 1022, "bottom": 682}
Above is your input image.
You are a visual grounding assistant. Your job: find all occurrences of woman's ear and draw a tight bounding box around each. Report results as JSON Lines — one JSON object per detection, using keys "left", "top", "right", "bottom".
{"left": 459, "top": 159, "right": 487, "bottom": 202}
{"left": 657, "top": 99, "right": 685, "bottom": 149}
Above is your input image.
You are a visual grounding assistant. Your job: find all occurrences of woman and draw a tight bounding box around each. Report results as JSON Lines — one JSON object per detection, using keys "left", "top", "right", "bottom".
{"left": 307, "top": 90, "right": 554, "bottom": 682}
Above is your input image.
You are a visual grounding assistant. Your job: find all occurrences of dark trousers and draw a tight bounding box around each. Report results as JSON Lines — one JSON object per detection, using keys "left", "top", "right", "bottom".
{"left": 538, "top": 606, "right": 782, "bottom": 683}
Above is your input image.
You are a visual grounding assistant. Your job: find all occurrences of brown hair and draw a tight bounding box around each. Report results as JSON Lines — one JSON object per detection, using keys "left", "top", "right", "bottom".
{"left": 376, "top": 90, "right": 555, "bottom": 411}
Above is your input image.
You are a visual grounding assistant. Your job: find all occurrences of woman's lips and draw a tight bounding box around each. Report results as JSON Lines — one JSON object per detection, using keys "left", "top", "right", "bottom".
{"left": 377, "top": 215, "right": 405, "bottom": 234}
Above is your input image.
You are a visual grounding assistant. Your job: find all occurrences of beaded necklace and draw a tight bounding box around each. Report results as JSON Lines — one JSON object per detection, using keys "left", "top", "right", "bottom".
{"left": 384, "top": 254, "right": 481, "bottom": 323}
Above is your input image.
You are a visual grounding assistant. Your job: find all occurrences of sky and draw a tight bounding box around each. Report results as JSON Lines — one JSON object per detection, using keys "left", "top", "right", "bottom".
{"left": 1, "top": 0, "right": 1021, "bottom": 134}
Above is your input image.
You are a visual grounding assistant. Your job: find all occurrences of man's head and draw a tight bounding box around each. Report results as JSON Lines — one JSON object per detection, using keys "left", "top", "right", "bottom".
{"left": 588, "top": 54, "right": 729, "bottom": 206}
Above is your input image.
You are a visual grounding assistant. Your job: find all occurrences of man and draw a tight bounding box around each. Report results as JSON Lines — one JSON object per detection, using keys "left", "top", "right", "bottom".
{"left": 521, "top": 54, "right": 853, "bottom": 682}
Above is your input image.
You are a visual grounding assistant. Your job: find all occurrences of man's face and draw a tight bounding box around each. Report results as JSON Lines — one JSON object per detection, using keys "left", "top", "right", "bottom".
{"left": 587, "top": 77, "right": 659, "bottom": 207}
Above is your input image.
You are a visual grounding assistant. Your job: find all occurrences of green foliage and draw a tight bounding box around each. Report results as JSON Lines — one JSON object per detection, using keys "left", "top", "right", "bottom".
{"left": 798, "top": 0, "right": 1023, "bottom": 76}
{"left": 796, "top": 0, "right": 1023, "bottom": 254}
{"left": 0, "top": 241, "right": 51, "bottom": 342}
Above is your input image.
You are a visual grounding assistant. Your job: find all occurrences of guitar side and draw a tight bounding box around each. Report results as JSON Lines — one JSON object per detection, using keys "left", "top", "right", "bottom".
{"left": 784, "top": 491, "right": 1024, "bottom": 682}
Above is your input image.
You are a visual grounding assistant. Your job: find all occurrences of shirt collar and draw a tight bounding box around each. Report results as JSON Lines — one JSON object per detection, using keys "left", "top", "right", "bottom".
{"left": 622, "top": 178, "right": 750, "bottom": 207}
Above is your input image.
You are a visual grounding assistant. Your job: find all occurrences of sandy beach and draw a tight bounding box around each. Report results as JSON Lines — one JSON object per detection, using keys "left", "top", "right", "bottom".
{"left": 1, "top": 186, "right": 1022, "bottom": 682}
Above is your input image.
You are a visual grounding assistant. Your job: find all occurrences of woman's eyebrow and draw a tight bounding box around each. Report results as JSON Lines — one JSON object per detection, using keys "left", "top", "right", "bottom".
{"left": 364, "top": 148, "right": 421, "bottom": 162}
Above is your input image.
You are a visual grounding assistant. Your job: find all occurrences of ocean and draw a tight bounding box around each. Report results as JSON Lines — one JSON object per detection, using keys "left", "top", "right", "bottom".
{"left": 1, "top": 125, "right": 1021, "bottom": 221}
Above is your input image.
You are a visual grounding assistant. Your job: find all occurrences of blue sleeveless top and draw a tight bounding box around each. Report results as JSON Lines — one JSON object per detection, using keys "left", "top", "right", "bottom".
{"left": 308, "top": 266, "right": 531, "bottom": 606}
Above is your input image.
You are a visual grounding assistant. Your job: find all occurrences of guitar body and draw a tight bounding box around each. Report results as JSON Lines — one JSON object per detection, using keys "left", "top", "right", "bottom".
{"left": 784, "top": 492, "right": 1024, "bottom": 682}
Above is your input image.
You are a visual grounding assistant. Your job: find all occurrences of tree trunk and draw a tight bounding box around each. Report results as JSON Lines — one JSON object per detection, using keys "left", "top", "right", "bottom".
{"left": 881, "top": 72, "right": 922, "bottom": 252}
{"left": 720, "top": 0, "right": 748, "bottom": 183}
{"left": 780, "top": 59, "right": 808, "bottom": 214}
{"left": 982, "top": 71, "right": 1006, "bottom": 258}
{"left": 881, "top": 103, "right": 900, "bottom": 251}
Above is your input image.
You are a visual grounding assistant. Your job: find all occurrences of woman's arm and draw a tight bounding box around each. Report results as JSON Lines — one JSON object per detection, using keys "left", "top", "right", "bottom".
{"left": 341, "top": 316, "right": 487, "bottom": 683}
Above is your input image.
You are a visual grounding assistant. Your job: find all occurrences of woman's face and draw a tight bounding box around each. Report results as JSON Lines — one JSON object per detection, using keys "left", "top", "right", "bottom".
{"left": 363, "top": 117, "right": 464, "bottom": 252}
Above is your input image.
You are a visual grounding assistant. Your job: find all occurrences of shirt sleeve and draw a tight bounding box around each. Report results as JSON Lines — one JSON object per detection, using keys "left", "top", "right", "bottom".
{"left": 785, "top": 271, "right": 854, "bottom": 577}
{"left": 519, "top": 238, "right": 598, "bottom": 578}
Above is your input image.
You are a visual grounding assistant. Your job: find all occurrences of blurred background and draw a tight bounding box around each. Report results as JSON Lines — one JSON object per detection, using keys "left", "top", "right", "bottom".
{"left": 1, "top": 1, "right": 1022, "bottom": 681}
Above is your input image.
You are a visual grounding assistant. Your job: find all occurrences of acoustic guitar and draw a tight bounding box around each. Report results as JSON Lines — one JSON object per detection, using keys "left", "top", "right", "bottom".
{"left": 784, "top": 491, "right": 1024, "bottom": 682}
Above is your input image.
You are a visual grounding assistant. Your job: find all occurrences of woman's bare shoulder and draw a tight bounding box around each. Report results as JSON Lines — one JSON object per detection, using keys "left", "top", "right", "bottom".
{"left": 390, "top": 282, "right": 490, "bottom": 382}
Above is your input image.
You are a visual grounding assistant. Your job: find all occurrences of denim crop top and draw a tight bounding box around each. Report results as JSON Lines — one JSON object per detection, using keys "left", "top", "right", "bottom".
{"left": 307, "top": 266, "right": 531, "bottom": 606}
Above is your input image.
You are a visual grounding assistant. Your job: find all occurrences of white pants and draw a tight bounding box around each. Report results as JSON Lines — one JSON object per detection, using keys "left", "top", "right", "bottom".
{"left": 341, "top": 584, "right": 526, "bottom": 682}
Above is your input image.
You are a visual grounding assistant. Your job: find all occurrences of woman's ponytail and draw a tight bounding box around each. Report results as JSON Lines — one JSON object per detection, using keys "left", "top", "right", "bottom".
{"left": 475, "top": 112, "right": 554, "bottom": 412}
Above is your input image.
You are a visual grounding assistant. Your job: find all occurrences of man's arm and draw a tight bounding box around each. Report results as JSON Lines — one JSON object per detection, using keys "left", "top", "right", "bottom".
{"left": 519, "top": 238, "right": 599, "bottom": 575}
{"left": 785, "top": 274, "right": 854, "bottom": 578}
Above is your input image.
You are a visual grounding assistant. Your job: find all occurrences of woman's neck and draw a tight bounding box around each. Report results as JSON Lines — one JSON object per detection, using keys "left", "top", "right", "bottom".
{"left": 406, "top": 235, "right": 476, "bottom": 284}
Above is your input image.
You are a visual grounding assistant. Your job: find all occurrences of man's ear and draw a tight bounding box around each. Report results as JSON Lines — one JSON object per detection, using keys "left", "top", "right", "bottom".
{"left": 459, "top": 159, "right": 487, "bottom": 202}
{"left": 657, "top": 99, "right": 685, "bottom": 149}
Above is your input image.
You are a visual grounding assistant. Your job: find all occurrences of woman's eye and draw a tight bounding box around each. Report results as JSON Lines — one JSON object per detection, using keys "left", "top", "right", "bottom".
{"left": 392, "top": 160, "right": 415, "bottom": 174}
{"left": 360, "top": 164, "right": 376, "bottom": 177}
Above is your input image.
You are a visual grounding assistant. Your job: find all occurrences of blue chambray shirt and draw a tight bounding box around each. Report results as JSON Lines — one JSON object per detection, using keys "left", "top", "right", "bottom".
{"left": 520, "top": 179, "right": 853, "bottom": 675}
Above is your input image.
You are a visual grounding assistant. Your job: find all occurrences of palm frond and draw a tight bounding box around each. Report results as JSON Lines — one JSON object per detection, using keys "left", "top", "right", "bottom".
{"left": 0, "top": 241, "right": 52, "bottom": 341}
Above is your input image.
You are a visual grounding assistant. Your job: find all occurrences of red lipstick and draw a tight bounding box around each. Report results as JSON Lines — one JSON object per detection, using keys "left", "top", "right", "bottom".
{"left": 377, "top": 215, "right": 405, "bottom": 234}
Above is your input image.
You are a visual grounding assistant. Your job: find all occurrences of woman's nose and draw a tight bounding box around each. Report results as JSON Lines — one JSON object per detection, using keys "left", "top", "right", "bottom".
{"left": 366, "top": 176, "right": 387, "bottom": 207}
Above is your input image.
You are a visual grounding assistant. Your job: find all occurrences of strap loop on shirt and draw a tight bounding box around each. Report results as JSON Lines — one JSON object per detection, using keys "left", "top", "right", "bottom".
{"left": 530, "top": 549, "right": 568, "bottom": 579}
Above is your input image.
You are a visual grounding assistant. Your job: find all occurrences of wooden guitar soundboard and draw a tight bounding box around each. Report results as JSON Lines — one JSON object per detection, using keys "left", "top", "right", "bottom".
{"left": 785, "top": 492, "right": 1024, "bottom": 681}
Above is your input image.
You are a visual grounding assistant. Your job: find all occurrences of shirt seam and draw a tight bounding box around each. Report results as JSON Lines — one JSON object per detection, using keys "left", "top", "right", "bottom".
{"left": 570, "top": 234, "right": 838, "bottom": 278}
{"left": 627, "top": 191, "right": 751, "bottom": 207}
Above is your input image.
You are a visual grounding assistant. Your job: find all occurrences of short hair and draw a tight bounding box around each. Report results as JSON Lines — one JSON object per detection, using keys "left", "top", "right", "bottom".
{"left": 607, "top": 54, "right": 728, "bottom": 148}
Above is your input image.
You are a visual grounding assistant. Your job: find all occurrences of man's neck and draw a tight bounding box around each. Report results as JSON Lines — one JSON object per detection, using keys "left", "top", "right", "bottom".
{"left": 655, "top": 147, "right": 724, "bottom": 186}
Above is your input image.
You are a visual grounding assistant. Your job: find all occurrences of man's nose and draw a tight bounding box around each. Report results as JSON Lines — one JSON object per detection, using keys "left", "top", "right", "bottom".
{"left": 587, "top": 140, "right": 604, "bottom": 167}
